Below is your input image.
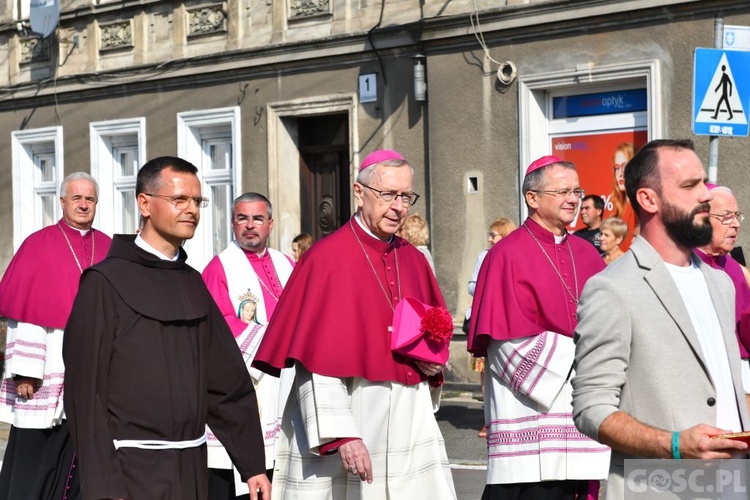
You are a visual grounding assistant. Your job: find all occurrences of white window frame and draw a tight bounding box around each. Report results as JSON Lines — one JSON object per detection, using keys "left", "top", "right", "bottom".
{"left": 111, "top": 142, "right": 141, "bottom": 234}
{"left": 90, "top": 118, "right": 147, "bottom": 236}
{"left": 11, "top": 126, "right": 64, "bottom": 250}
{"left": 517, "top": 60, "right": 662, "bottom": 220}
{"left": 14, "top": 0, "right": 29, "bottom": 20}
{"left": 177, "top": 107, "right": 241, "bottom": 271}
{"left": 197, "top": 129, "right": 233, "bottom": 265}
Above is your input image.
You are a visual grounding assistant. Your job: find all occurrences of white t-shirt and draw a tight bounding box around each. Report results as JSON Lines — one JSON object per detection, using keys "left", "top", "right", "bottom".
{"left": 666, "top": 261, "right": 742, "bottom": 432}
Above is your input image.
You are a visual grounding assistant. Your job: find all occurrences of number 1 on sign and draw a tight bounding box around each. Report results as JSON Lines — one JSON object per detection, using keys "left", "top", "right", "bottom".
{"left": 359, "top": 73, "right": 377, "bottom": 104}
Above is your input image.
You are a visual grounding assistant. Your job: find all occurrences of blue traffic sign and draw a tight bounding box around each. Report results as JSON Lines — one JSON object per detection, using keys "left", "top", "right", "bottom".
{"left": 693, "top": 48, "right": 750, "bottom": 137}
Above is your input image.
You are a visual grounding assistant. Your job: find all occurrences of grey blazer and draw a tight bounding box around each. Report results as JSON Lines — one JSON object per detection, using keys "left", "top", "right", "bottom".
{"left": 572, "top": 236, "right": 750, "bottom": 498}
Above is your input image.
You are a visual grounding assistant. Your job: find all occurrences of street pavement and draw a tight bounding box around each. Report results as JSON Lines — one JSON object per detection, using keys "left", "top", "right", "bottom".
{"left": 0, "top": 395, "right": 488, "bottom": 499}
{"left": 437, "top": 392, "right": 487, "bottom": 500}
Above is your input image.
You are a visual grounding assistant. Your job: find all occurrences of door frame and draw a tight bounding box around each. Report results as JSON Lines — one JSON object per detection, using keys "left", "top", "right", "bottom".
{"left": 267, "top": 93, "right": 358, "bottom": 253}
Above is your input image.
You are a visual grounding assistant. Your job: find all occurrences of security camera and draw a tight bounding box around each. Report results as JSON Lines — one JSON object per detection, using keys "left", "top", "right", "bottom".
{"left": 497, "top": 61, "right": 517, "bottom": 85}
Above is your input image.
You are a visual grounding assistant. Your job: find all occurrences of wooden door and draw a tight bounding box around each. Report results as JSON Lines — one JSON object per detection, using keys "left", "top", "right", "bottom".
{"left": 298, "top": 114, "right": 350, "bottom": 241}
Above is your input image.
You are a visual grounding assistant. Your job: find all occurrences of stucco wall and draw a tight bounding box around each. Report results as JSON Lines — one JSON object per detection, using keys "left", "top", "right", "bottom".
{"left": 428, "top": 8, "right": 750, "bottom": 315}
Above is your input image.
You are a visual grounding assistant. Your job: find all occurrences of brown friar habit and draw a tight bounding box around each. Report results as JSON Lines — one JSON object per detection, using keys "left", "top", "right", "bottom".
{"left": 63, "top": 235, "right": 266, "bottom": 500}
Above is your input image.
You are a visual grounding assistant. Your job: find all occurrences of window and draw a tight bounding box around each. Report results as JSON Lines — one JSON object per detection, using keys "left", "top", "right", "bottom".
{"left": 90, "top": 118, "right": 146, "bottom": 235}
{"left": 11, "top": 126, "right": 64, "bottom": 250}
{"left": 517, "top": 60, "right": 663, "bottom": 252}
{"left": 518, "top": 60, "right": 662, "bottom": 221}
{"left": 202, "top": 131, "right": 233, "bottom": 256}
{"left": 35, "top": 150, "right": 57, "bottom": 227}
{"left": 177, "top": 107, "right": 241, "bottom": 271}
{"left": 112, "top": 143, "right": 140, "bottom": 233}
{"left": 14, "top": 0, "right": 29, "bottom": 20}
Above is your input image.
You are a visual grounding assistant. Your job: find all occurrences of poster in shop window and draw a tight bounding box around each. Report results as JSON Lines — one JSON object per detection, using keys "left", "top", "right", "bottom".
{"left": 550, "top": 130, "right": 648, "bottom": 250}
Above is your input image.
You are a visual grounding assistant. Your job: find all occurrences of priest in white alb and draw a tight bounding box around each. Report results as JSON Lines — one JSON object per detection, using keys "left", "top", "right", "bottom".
{"left": 253, "top": 149, "right": 457, "bottom": 500}
{"left": 203, "top": 192, "right": 294, "bottom": 499}
{"left": 0, "top": 173, "right": 112, "bottom": 499}
{"left": 468, "top": 156, "right": 610, "bottom": 500}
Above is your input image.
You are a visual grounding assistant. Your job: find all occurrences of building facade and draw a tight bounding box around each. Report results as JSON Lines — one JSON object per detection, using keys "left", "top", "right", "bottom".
{"left": 0, "top": 0, "right": 748, "bottom": 318}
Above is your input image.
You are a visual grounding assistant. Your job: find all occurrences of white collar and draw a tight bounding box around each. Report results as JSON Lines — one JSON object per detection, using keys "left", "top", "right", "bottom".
{"left": 63, "top": 220, "right": 91, "bottom": 237}
{"left": 135, "top": 234, "right": 180, "bottom": 261}
{"left": 354, "top": 213, "right": 394, "bottom": 243}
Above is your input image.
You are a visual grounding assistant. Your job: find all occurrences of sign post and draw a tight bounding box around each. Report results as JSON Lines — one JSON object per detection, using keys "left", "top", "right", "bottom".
{"left": 692, "top": 48, "right": 750, "bottom": 138}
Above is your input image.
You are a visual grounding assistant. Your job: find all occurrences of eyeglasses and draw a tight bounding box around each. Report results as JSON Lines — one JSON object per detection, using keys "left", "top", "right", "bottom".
{"left": 361, "top": 184, "right": 420, "bottom": 207}
{"left": 488, "top": 232, "right": 502, "bottom": 239}
{"left": 531, "top": 189, "right": 586, "bottom": 200}
{"left": 709, "top": 211, "right": 745, "bottom": 225}
{"left": 145, "top": 193, "right": 209, "bottom": 209}
{"left": 234, "top": 215, "right": 270, "bottom": 226}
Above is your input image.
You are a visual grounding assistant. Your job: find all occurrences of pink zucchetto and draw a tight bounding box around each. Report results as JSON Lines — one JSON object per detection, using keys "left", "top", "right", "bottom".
{"left": 359, "top": 149, "right": 406, "bottom": 172}
{"left": 525, "top": 155, "right": 566, "bottom": 177}
{"left": 706, "top": 182, "right": 718, "bottom": 190}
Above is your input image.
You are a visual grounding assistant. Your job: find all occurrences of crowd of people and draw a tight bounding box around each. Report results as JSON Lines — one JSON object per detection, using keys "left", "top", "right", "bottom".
{"left": 468, "top": 140, "right": 750, "bottom": 500}
{"left": 0, "top": 139, "right": 747, "bottom": 500}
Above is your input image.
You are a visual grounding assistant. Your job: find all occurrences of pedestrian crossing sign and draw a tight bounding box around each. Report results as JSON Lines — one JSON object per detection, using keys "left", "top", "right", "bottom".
{"left": 693, "top": 48, "right": 750, "bottom": 137}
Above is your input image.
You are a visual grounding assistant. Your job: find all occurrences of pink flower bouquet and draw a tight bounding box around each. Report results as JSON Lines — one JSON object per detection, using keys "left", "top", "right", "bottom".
{"left": 391, "top": 297, "right": 454, "bottom": 364}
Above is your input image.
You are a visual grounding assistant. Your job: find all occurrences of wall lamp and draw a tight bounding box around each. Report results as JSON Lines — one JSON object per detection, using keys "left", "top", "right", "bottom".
{"left": 413, "top": 54, "right": 427, "bottom": 102}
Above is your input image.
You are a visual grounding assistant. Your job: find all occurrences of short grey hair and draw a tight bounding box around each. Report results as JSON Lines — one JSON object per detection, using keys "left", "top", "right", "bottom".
{"left": 356, "top": 159, "right": 415, "bottom": 185}
{"left": 521, "top": 161, "right": 575, "bottom": 208}
{"left": 61, "top": 172, "right": 99, "bottom": 198}
{"left": 232, "top": 192, "right": 273, "bottom": 219}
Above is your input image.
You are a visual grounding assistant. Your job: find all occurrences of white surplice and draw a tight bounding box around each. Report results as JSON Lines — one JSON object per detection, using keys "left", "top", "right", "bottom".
{"left": 485, "top": 334, "right": 610, "bottom": 484}
{"left": 205, "top": 241, "right": 294, "bottom": 493}
{"left": 272, "top": 363, "right": 456, "bottom": 500}
{"left": 0, "top": 321, "right": 65, "bottom": 428}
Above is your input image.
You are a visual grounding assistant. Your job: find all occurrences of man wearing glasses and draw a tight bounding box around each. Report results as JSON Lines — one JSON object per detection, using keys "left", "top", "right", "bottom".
{"left": 695, "top": 184, "right": 750, "bottom": 397}
{"left": 202, "top": 192, "right": 295, "bottom": 499}
{"left": 468, "top": 155, "right": 609, "bottom": 500}
{"left": 63, "top": 157, "right": 271, "bottom": 500}
{"left": 253, "top": 150, "right": 457, "bottom": 499}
